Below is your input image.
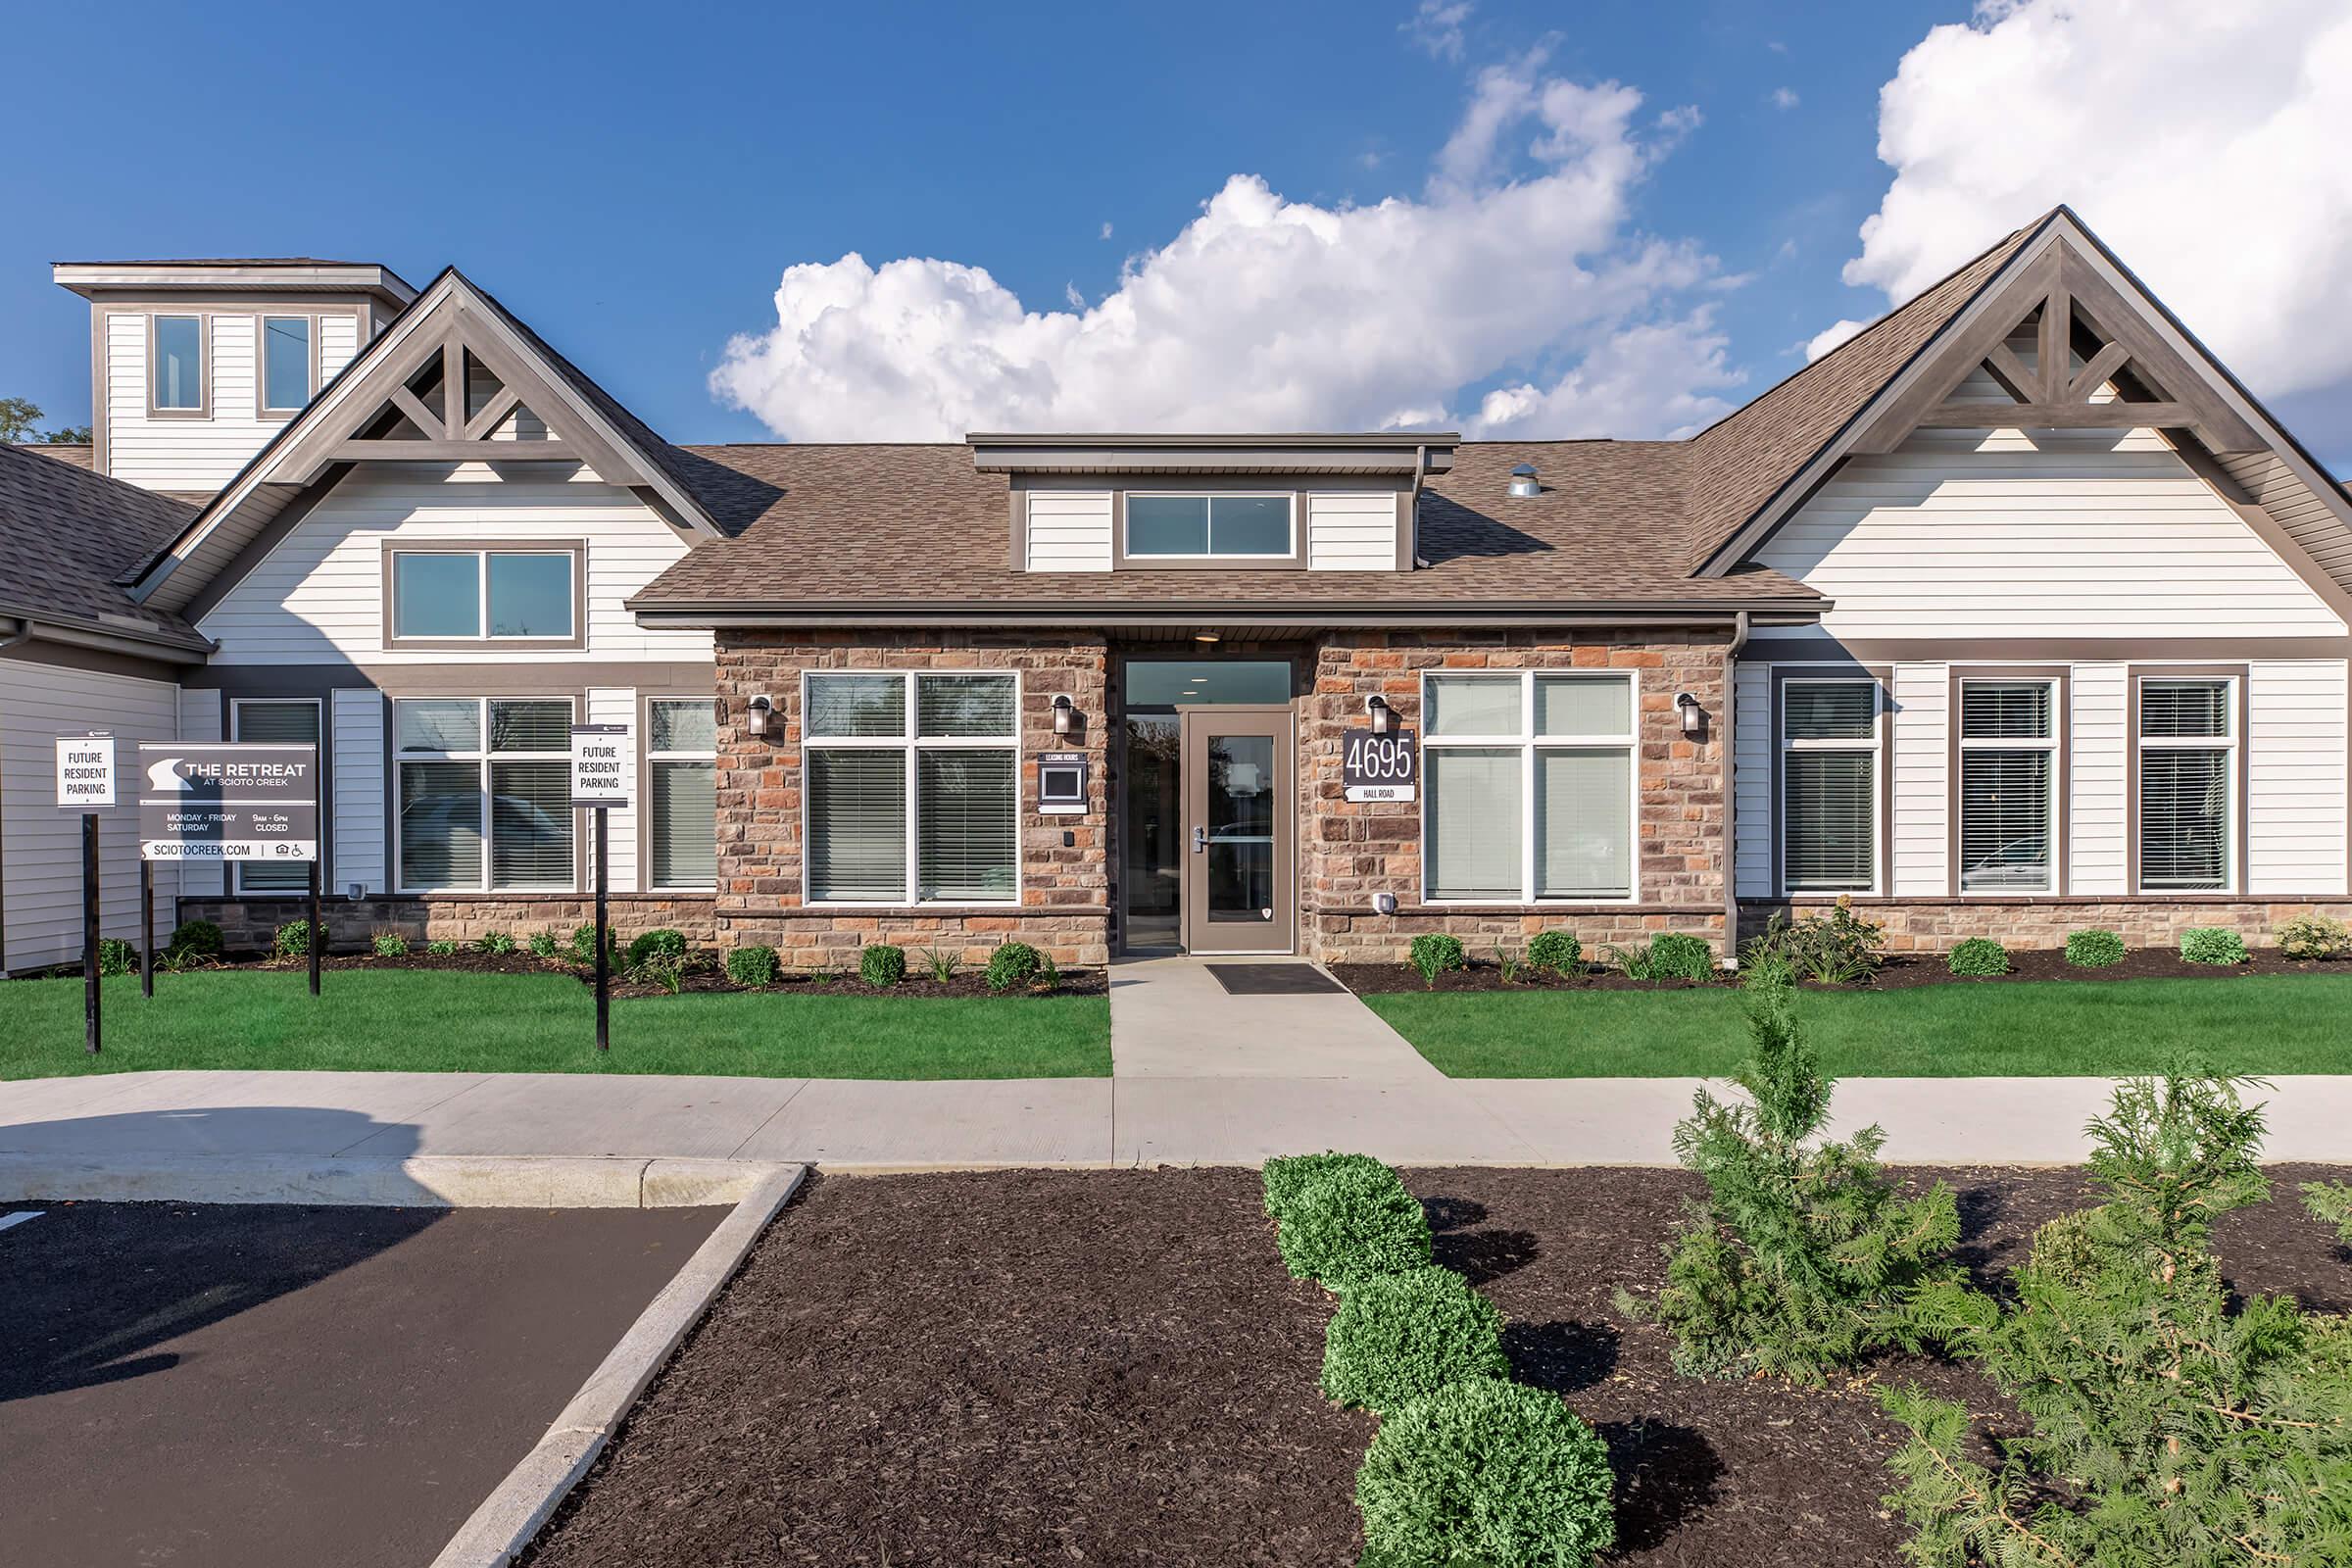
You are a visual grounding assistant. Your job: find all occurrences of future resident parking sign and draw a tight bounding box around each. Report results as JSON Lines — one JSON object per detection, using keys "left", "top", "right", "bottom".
{"left": 55, "top": 733, "right": 117, "bottom": 808}
{"left": 570, "top": 723, "right": 633, "bottom": 808}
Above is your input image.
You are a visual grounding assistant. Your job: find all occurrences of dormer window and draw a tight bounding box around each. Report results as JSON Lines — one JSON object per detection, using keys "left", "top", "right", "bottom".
{"left": 1125, "top": 493, "right": 1294, "bottom": 559}
{"left": 152, "top": 315, "right": 206, "bottom": 414}
{"left": 262, "top": 316, "right": 315, "bottom": 414}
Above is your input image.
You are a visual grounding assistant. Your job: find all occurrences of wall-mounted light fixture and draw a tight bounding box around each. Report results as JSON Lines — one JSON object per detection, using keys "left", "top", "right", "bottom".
{"left": 746, "top": 694, "right": 774, "bottom": 741}
{"left": 1365, "top": 693, "right": 1395, "bottom": 736}
{"left": 1194, "top": 631, "right": 1220, "bottom": 645}
{"left": 1374, "top": 891, "right": 1399, "bottom": 916}
{"left": 1052, "top": 694, "right": 1077, "bottom": 737}
{"left": 345, "top": 882, "right": 366, "bottom": 903}
{"left": 1675, "top": 691, "right": 1705, "bottom": 737}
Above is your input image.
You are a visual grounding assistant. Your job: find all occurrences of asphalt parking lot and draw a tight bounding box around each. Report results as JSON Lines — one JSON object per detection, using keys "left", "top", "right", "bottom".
{"left": 0, "top": 1199, "right": 726, "bottom": 1568}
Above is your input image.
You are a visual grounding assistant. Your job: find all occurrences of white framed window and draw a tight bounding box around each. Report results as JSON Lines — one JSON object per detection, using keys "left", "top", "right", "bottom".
{"left": 647, "top": 697, "right": 717, "bottom": 892}
{"left": 1957, "top": 679, "right": 2059, "bottom": 894}
{"left": 1124, "top": 493, "right": 1295, "bottom": 559}
{"left": 151, "top": 314, "right": 206, "bottom": 414}
{"left": 261, "top": 315, "right": 315, "bottom": 414}
{"left": 394, "top": 698, "right": 574, "bottom": 893}
{"left": 802, "top": 671, "right": 1020, "bottom": 906}
{"left": 1420, "top": 670, "right": 1638, "bottom": 904}
{"left": 1780, "top": 678, "right": 1880, "bottom": 895}
{"left": 232, "top": 698, "right": 322, "bottom": 895}
{"left": 2136, "top": 675, "right": 2237, "bottom": 892}
{"left": 388, "top": 548, "right": 578, "bottom": 642}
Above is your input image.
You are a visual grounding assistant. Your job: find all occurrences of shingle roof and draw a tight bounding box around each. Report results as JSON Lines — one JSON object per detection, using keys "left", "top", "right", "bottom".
{"left": 10, "top": 442, "right": 93, "bottom": 471}
{"left": 0, "top": 444, "right": 208, "bottom": 651}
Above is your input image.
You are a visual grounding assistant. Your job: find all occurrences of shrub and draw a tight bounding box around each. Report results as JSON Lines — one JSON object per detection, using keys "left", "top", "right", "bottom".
{"left": 1263, "top": 1152, "right": 1394, "bottom": 1222}
{"left": 425, "top": 938, "right": 459, "bottom": 956}
{"left": 1740, "top": 899, "right": 1886, "bottom": 984}
{"left": 1321, "top": 1266, "right": 1510, "bottom": 1416}
{"left": 2180, "top": 926, "right": 2249, "bottom": 966}
{"left": 526, "top": 929, "right": 560, "bottom": 959}
{"left": 371, "top": 932, "right": 409, "bottom": 957}
{"left": 96, "top": 938, "right": 139, "bottom": 977}
{"left": 984, "top": 941, "right": 1042, "bottom": 993}
{"left": 859, "top": 943, "right": 907, "bottom": 988}
{"left": 626, "top": 928, "right": 688, "bottom": 970}
{"left": 1355, "top": 1377, "right": 1616, "bottom": 1568}
{"left": 920, "top": 945, "right": 956, "bottom": 983}
{"left": 1494, "top": 946, "right": 1523, "bottom": 984}
{"left": 2304, "top": 1180, "right": 2352, "bottom": 1243}
{"left": 568, "top": 924, "right": 615, "bottom": 966}
{"left": 1274, "top": 1158, "right": 1434, "bottom": 1289}
{"left": 477, "top": 930, "right": 514, "bottom": 955}
{"left": 1945, "top": 938, "right": 2008, "bottom": 977}
{"left": 1610, "top": 932, "right": 1716, "bottom": 984}
{"left": 1407, "top": 933, "right": 1467, "bottom": 988}
{"left": 2277, "top": 914, "right": 2351, "bottom": 961}
{"left": 272, "top": 920, "right": 313, "bottom": 960}
{"left": 1882, "top": 1068, "right": 2352, "bottom": 1567}
{"left": 1034, "top": 953, "right": 1062, "bottom": 993}
{"left": 1650, "top": 959, "right": 1961, "bottom": 1381}
{"left": 725, "top": 945, "right": 779, "bottom": 989}
{"left": 2066, "top": 927, "right": 2126, "bottom": 968}
{"left": 164, "top": 919, "right": 223, "bottom": 966}
{"left": 1526, "top": 930, "right": 1581, "bottom": 976}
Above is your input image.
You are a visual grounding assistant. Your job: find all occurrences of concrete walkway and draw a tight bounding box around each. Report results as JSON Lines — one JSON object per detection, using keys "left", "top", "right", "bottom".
{"left": 1108, "top": 956, "right": 1440, "bottom": 1080}
{"left": 5, "top": 1065, "right": 2351, "bottom": 1179}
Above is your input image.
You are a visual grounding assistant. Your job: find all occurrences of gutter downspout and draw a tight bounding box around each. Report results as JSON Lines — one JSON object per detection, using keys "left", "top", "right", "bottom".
{"left": 0, "top": 620, "right": 29, "bottom": 976}
{"left": 1407, "top": 444, "right": 1428, "bottom": 569}
{"left": 1720, "top": 610, "right": 1750, "bottom": 967}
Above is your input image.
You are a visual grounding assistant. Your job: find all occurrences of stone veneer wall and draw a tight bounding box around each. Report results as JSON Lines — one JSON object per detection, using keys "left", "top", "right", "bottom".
{"left": 1301, "top": 630, "right": 1732, "bottom": 965}
{"left": 175, "top": 895, "right": 715, "bottom": 953}
{"left": 713, "top": 631, "right": 1112, "bottom": 968}
{"left": 1752, "top": 898, "right": 2352, "bottom": 954}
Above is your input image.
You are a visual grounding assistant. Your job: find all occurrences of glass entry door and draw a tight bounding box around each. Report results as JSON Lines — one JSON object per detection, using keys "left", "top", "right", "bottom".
{"left": 1179, "top": 706, "right": 1295, "bottom": 955}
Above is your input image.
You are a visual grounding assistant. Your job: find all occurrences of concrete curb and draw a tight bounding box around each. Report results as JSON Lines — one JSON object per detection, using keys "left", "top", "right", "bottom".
{"left": 0, "top": 1152, "right": 777, "bottom": 1208}
{"left": 429, "top": 1161, "right": 807, "bottom": 1568}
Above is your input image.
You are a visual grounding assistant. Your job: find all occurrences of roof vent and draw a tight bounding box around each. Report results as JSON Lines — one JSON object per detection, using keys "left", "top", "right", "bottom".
{"left": 1507, "top": 462, "right": 1540, "bottom": 499}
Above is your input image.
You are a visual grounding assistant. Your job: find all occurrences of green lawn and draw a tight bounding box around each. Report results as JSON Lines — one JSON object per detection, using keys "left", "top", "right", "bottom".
{"left": 0, "top": 969, "right": 1110, "bottom": 1080}
{"left": 1365, "top": 974, "right": 2352, "bottom": 1078}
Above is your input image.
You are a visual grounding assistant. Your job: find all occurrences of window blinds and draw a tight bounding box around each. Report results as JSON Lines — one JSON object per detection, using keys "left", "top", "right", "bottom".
{"left": 1427, "top": 748, "right": 1521, "bottom": 900}
{"left": 1783, "top": 750, "right": 1874, "bottom": 891}
{"left": 489, "top": 761, "right": 572, "bottom": 889}
{"left": 1959, "top": 681, "right": 2054, "bottom": 892}
{"left": 917, "top": 751, "right": 1016, "bottom": 901}
{"left": 2140, "top": 748, "right": 2229, "bottom": 889}
{"left": 651, "top": 762, "right": 716, "bottom": 889}
{"left": 1536, "top": 750, "right": 1631, "bottom": 898}
{"left": 236, "top": 701, "right": 320, "bottom": 892}
{"left": 808, "top": 750, "right": 906, "bottom": 901}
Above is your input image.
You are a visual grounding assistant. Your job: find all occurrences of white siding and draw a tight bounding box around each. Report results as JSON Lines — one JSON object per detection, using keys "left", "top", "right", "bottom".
{"left": 195, "top": 466, "right": 713, "bottom": 664}
{"left": 1732, "top": 661, "right": 1772, "bottom": 898}
{"left": 331, "top": 688, "right": 386, "bottom": 894}
{"left": 2248, "top": 660, "right": 2350, "bottom": 895}
{"left": 0, "top": 661, "right": 183, "bottom": 972}
{"left": 103, "top": 309, "right": 368, "bottom": 495}
{"left": 1023, "top": 491, "right": 1113, "bottom": 571}
{"left": 175, "top": 690, "right": 223, "bottom": 898}
{"left": 587, "top": 687, "right": 639, "bottom": 893}
{"left": 1306, "top": 492, "right": 1397, "bottom": 570}
{"left": 1889, "top": 663, "right": 1947, "bottom": 895}
{"left": 2069, "top": 663, "right": 2129, "bottom": 894}
{"left": 1758, "top": 427, "right": 2346, "bottom": 640}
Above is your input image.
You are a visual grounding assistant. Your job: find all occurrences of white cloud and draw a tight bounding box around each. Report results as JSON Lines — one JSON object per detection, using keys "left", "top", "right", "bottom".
{"left": 1099, "top": 221, "right": 1112, "bottom": 240}
{"left": 1402, "top": 0, "right": 1474, "bottom": 63}
{"left": 710, "top": 54, "right": 1741, "bottom": 442}
{"left": 1834, "top": 0, "right": 2352, "bottom": 421}
{"left": 1769, "top": 86, "right": 1799, "bottom": 110}
{"left": 1804, "top": 318, "right": 1869, "bottom": 362}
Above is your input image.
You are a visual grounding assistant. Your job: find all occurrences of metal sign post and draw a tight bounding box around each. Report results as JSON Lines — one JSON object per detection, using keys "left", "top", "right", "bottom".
{"left": 56, "top": 734, "right": 116, "bottom": 1054}
{"left": 308, "top": 858, "right": 322, "bottom": 998}
{"left": 570, "top": 724, "right": 633, "bottom": 1053}
{"left": 136, "top": 741, "right": 320, "bottom": 992}
{"left": 139, "top": 858, "right": 155, "bottom": 1000}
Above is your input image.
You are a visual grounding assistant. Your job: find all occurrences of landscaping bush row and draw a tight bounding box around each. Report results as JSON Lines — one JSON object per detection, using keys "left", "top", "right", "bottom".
{"left": 1261, "top": 1152, "right": 1616, "bottom": 1566}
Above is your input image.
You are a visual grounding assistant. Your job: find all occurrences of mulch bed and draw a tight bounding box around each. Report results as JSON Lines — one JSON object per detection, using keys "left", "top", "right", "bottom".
{"left": 1334, "top": 947, "right": 2352, "bottom": 996}
{"left": 146, "top": 950, "right": 1106, "bottom": 1002}
{"left": 519, "top": 1162, "right": 2352, "bottom": 1568}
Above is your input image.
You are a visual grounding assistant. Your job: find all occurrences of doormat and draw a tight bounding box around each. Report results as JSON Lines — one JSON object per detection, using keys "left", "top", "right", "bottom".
{"left": 1207, "top": 964, "right": 1346, "bottom": 996}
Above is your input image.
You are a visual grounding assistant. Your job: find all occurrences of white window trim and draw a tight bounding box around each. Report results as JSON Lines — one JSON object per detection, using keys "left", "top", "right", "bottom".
{"left": 258, "top": 314, "right": 319, "bottom": 416}
{"left": 1778, "top": 676, "right": 1883, "bottom": 898}
{"left": 230, "top": 697, "right": 323, "bottom": 897}
{"left": 1122, "top": 491, "right": 1298, "bottom": 561}
{"left": 388, "top": 548, "right": 579, "bottom": 644}
{"left": 1418, "top": 669, "right": 1642, "bottom": 906}
{"left": 2133, "top": 673, "right": 2240, "bottom": 895}
{"left": 645, "top": 695, "right": 718, "bottom": 894}
{"left": 1955, "top": 676, "right": 2062, "bottom": 897}
{"left": 148, "top": 312, "right": 210, "bottom": 417}
{"left": 392, "top": 696, "right": 578, "bottom": 895}
{"left": 799, "top": 669, "right": 1024, "bottom": 907}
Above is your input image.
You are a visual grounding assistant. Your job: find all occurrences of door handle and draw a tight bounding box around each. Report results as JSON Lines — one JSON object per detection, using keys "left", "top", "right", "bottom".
{"left": 1192, "top": 825, "right": 1206, "bottom": 855}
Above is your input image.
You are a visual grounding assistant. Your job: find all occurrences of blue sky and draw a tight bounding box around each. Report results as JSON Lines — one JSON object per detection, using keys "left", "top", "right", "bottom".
{"left": 6, "top": 0, "right": 2345, "bottom": 464}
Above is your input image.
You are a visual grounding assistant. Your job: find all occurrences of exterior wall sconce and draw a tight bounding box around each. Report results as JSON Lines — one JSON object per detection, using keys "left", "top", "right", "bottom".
{"left": 1374, "top": 892, "right": 1399, "bottom": 916}
{"left": 1365, "top": 693, "right": 1395, "bottom": 736}
{"left": 1675, "top": 691, "right": 1705, "bottom": 737}
{"left": 1052, "top": 694, "right": 1078, "bottom": 737}
{"left": 745, "top": 694, "right": 774, "bottom": 740}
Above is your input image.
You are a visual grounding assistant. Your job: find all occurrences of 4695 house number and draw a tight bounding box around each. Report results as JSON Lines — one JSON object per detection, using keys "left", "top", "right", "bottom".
{"left": 1342, "top": 727, "right": 1417, "bottom": 803}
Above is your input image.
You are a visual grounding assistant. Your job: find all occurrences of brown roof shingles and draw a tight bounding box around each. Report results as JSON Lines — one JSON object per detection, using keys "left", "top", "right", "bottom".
{"left": 0, "top": 444, "right": 208, "bottom": 649}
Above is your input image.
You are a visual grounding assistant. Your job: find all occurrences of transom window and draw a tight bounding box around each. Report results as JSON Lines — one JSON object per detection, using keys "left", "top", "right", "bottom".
{"left": 1124, "top": 494, "right": 1294, "bottom": 559}
{"left": 1421, "top": 671, "right": 1638, "bottom": 903}
{"left": 232, "top": 698, "right": 321, "bottom": 894}
{"left": 803, "top": 672, "right": 1019, "bottom": 905}
{"left": 262, "top": 316, "right": 314, "bottom": 413}
{"left": 1781, "top": 679, "right": 1880, "bottom": 894}
{"left": 2137, "top": 676, "right": 2237, "bottom": 891}
{"left": 395, "top": 698, "right": 574, "bottom": 892}
{"left": 647, "top": 697, "right": 717, "bottom": 891}
{"left": 153, "top": 315, "right": 204, "bottom": 412}
{"left": 1958, "top": 679, "right": 2059, "bottom": 894}
{"left": 390, "top": 549, "right": 576, "bottom": 642}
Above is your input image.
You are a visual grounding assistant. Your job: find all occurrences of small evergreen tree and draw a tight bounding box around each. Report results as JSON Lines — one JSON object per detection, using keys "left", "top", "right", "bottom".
{"left": 1882, "top": 1068, "right": 2352, "bottom": 1567}
{"left": 1648, "top": 958, "right": 1961, "bottom": 1380}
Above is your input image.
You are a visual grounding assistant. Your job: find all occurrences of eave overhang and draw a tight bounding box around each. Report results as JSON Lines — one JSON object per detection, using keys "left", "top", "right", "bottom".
{"left": 970, "top": 431, "right": 1458, "bottom": 476}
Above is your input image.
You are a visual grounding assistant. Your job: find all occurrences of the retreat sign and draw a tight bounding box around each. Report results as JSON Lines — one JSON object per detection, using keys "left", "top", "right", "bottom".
{"left": 570, "top": 724, "right": 633, "bottom": 808}
{"left": 136, "top": 743, "right": 318, "bottom": 861}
